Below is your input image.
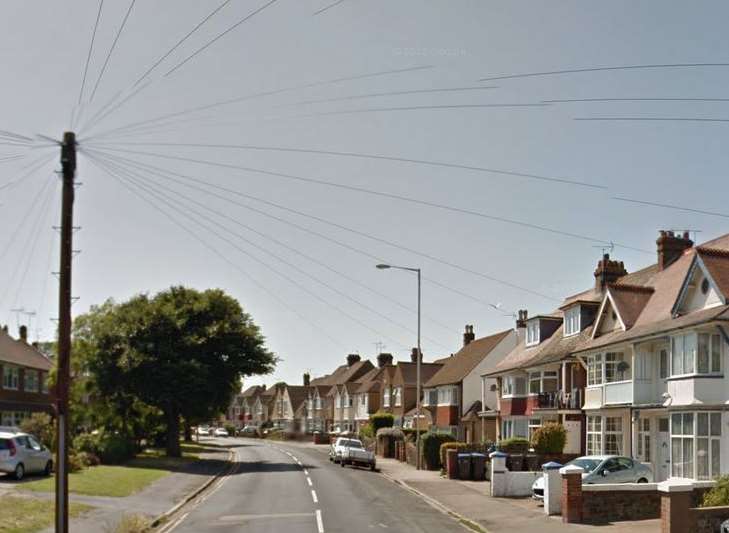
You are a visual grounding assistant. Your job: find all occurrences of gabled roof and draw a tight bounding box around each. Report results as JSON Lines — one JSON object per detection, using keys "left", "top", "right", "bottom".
{"left": 0, "top": 330, "right": 52, "bottom": 371}
{"left": 354, "top": 366, "right": 385, "bottom": 394}
{"left": 592, "top": 284, "right": 654, "bottom": 335}
{"left": 394, "top": 361, "right": 444, "bottom": 387}
{"left": 696, "top": 247, "right": 729, "bottom": 301}
{"left": 285, "top": 385, "right": 309, "bottom": 411}
{"left": 425, "top": 329, "right": 512, "bottom": 387}
{"left": 241, "top": 385, "right": 265, "bottom": 398}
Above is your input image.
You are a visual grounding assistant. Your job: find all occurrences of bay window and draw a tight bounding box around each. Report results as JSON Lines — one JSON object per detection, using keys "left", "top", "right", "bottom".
{"left": 437, "top": 386, "right": 458, "bottom": 406}
{"left": 502, "top": 375, "right": 526, "bottom": 397}
{"left": 564, "top": 306, "right": 580, "bottom": 336}
{"left": 422, "top": 388, "right": 437, "bottom": 407}
{"left": 501, "top": 418, "right": 528, "bottom": 440}
{"left": 671, "top": 332, "right": 722, "bottom": 376}
{"left": 587, "top": 352, "right": 631, "bottom": 385}
{"left": 587, "top": 354, "right": 603, "bottom": 386}
{"left": 529, "top": 371, "right": 558, "bottom": 394}
{"left": 586, "top": 415, "right": 623, "bottom": 455}
{"left": 672, "top": 412, "right": 722, "bottom": 480}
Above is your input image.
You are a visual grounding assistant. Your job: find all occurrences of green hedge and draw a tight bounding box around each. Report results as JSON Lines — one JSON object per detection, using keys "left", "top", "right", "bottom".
{"left": 72, "top": 431, "right": 136, "bottom": 465}
{"left": 421, "top": 432, "right": 456, "bottom": 470}
{"left": 370, "top": 412, "right": 394, "bottom": 433}
{"left": 497, "top": 437, "right": 530, "bottom": 454}
{"left": 359, "top": 423, "right": 374, "bottom": 439}
{"left": 439, "top": 441, "right": 493, "bottom": 469}
{"left": 702, "top": 475, "right": 729, "bottom": 507}
{"left": 530, "top": 422, "right": 566, "bottom": 454}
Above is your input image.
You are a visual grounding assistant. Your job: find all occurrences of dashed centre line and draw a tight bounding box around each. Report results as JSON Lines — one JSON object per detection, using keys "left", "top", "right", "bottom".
{"left": 306, "top": 476, "right": 313, "bottom": 487}
{"left": 311, "top": 489, "right": 318, "bottom": 503}
{"left": 316, "top": 509, "right": 324, "bottom": 533}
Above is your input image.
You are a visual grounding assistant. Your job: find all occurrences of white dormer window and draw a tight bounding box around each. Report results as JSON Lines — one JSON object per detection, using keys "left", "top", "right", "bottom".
{"left": 564, "top": 306, "right": 581, "bottom": 336}
{"left": 526, "top": 321, "right": 540, "bottom": 346}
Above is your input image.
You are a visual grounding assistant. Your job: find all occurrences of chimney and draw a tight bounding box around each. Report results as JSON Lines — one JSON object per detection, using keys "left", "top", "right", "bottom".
{"left": 515, "top": 310, "right": 528, "bottom": 329}
{"left": 657, "top": 230, "right": 693, "bottom": 271}
{"left": 410, "top": 347, "right": 422, "bottom": 363}
{"left": 377, "top": 352, "right": 393, "bottom": 368}
{"left": 594, "top": 253, "right": 628, "bottom": 291}
{"left": 346, "top": 353, "right": 361, "bottom": 367}
{"left": 463, "top": 324, "right": 475, "bottom": 346}
{"left": 303, "top": 372, "right": 310, "bottom": 387}
{"left": 19, "top": 325, "right": 27, "bottom": 343}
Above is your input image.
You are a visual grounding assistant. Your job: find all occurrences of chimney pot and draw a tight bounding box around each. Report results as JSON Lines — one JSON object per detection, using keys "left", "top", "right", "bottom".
{"left": 303, "top": 372, "right": 310, "bottom": 387}
{"left": 516, "top": 310, "right": 527, "bottom": 329}
{"left": 377, "top": 352, "right": 393, "bottom": 368}
{"left": 463, "top": 324, "right": 475, "bottom": 346}
{"left": 346, "top": 353, "right": 361, "bottom": 367}
{"left": 410, "top": 347, "right": 422, "bottom": 363}
{"left": 19, "top": 325, "right": 27, "bottom": 343}
{"left": 594, "top": 253, "right": 628, "bottom": 291}
{"left": 656, "top": 229, "right": 693, "bottom": 271}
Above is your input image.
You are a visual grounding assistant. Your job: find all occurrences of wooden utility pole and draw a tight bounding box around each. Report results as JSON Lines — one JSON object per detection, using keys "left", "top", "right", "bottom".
{"left": 55, "top": 131, "right": 75, "bottom": 533}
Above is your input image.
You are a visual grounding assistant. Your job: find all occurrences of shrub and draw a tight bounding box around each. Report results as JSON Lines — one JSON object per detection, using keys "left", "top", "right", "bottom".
{"left": 20, "top": 413, "right": 55, "bottom": 450}
{"left": 498, "top": 437, "right": 530, "bottom": 454}
{"left": 75, "top": 451, "right": 101, "bottom": 467}
{"left": 530, "top": 422, "right": 567, "bottom": 454}
{"left": 440, "top": 441, "right": 468, "bottom": 468}
{"left": 370, "top": 412, "right": 394, "bottom": 433}
{"left": 702, "top": 475, "right": 729, "bottom": 507}
{"left": 359, "top": 423, "right": 374, "bottom": 439}
{"left": 73, "top": 433, "right": 101, "bottom": 455}
{"left": 421, "top": 432, "right": 456, "bottom": 470}
{"left": 68, "top": 453, "right": 87, "bottom": 473}
{"left": 73, "top": 431, "right": 135, "bottom": 464}
{"left": 224, "top": 424, "right": 237, "bottom": 437}
{"left": 108, "top": 514, "right": 150, "bottom": 533}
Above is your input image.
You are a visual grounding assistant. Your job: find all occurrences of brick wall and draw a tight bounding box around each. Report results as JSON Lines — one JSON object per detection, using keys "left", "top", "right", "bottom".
{"left": 435, "top": 405, "right": 459, "bottom": 427}
{"left": 499, "top": 397, "right": 527, "bottom": 416}
{"left": 583, "top": 488, "right": 660, "bottom": 523}
{"left": 690, "top": 506, "right": 729, "bottom": 533}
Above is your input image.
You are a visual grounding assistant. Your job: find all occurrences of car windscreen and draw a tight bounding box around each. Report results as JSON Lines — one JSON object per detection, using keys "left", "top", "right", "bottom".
{"left": 568, "top": 458, "right": 600, "bottom": 473}
{"left": 341, "top": 439, "right": 363, "bottom": 448}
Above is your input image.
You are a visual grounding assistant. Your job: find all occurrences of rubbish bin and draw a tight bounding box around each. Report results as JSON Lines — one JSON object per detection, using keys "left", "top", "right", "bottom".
{"left": 446, "top": 449, "right": 459, "bottom": 479}
{"left": 458, "top": 453, "right": 472, "bottom": 480}
{"left": 471, "top": 453, "right": 486, "bottom": 481}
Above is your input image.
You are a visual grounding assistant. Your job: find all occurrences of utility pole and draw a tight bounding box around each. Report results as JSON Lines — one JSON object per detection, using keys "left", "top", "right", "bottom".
{"left": 55, "top": 131, "right": 75, "bottom": 533}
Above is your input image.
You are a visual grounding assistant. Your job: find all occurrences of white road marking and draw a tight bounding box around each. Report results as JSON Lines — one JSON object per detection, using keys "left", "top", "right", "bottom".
{"left": 311, "top": 489, "right": 318, "bottom": 503}
{"left": 316, "top": 509, "right": 324, "bottom": 533}
{"left": 306, "top": 476, "right": 313, "bottom": 487}
{"left": 304, "top": 469, "right": 309, "bottom": 475}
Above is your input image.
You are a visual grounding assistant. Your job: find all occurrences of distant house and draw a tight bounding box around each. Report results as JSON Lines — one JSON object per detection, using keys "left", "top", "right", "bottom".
{"left": 380, "top": 349, "right": 445, "bottom": 428}
{"left": 424, "top": 326, "right": 516, "bottom": 442}
{"left": 0, "top": 325, "right": 54, "bottom": 426}
{"left": 225, "top": 385, "right": 266, "bottom": 429}
{"left": 323, "top": 354, "right": 374, "bottom": 433}
{"left": 351, "top": 353, "right": 394, "bottom": 432}
{"left": 251, "top": 386, "right": 276, "bottom": 428}
{"left": 271, "top": 383, "right": 308, "bottom": 432}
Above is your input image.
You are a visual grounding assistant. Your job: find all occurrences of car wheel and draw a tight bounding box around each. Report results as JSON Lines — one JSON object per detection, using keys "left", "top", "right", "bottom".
{"left": 340, "top": 460, "right": 345, "bottom": 467}
{"left": 14, "top": 463, "right": 25, "bottom": 481}
{"left": 370, "top": 463, "right": 376, "bottom": 471}
{"left": 637, "top": 478, "right": 648, "bottom": 483}
{"left": 44, "top": 461, "right": 53, "bottom": 476}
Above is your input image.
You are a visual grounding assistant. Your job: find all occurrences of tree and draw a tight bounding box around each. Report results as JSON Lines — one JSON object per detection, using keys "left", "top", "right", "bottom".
{"left": 77, "top": 286, "right": 276, "bottom": 456}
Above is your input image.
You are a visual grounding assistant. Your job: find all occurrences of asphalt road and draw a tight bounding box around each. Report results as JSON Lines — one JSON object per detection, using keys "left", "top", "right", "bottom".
{"left": 167, "top": 437, "right": 464, "bottom": 533}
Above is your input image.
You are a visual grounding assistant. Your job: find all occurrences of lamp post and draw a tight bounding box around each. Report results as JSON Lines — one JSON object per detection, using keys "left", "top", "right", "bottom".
{"left": 376, "top": 263, "right": 422, "bottom": 470}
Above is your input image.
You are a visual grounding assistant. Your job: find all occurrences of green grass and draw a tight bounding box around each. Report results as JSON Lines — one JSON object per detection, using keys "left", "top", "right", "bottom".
{"left": 0, "top": 495, "right": 91, "bottom": 533}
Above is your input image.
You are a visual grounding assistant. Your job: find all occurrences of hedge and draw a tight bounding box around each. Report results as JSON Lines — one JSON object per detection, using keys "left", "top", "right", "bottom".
{"left": 703, "top": 475, "right": 729, "bottom": 507}
{"left": 370, "top": 412, "right": 395, "bottom": 433}
{"left": 530, "top": 422, "right": 566, "bottom": 454}
{"left": 497, "top": 437, "right": 530, "bottom": 454}
{"left": 439, "top": 441, "right": 494, "bottom": 469}
{"left": 421, "top": 432, "right": 456, "bottom": 470}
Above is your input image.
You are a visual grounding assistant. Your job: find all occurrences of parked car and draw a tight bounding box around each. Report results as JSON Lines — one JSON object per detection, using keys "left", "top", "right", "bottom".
{"left": 532, "top": 456, "right": 653, "bottom": 499}
{"left": 329, "top": 437, "right": 375, "bottom": 470}
{"left": 0, "top": 429, "right": 53, "bottom": 480}
{"left": 239, "top": 426, "right": 259, "bottom": 437}
{"left": 196, "top": 427, "right": 211, "bottom": 436}
{"left": 214, "top": 427, "right": 229, "bottom": 437}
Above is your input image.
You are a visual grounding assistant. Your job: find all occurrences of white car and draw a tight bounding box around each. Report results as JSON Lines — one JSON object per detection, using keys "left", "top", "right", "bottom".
{"left": 196, "top": 427, "right": 211, "bottom": 436}
{"left": 329, "top": 437, "right": 375, "bottom": 469}
{"left": 214, "top": 428, "right": 229, "bottom": 437}
{"left": 0, "top": 428, "right": 53, "bottom": 480}
{"left": 532, "top": 456, "right": 653, "bottom": 499}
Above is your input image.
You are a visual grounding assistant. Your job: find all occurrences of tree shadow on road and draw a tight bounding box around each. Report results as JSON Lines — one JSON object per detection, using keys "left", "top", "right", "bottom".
{"left": 231, "top": 461, "right": 319, "bottom": 474}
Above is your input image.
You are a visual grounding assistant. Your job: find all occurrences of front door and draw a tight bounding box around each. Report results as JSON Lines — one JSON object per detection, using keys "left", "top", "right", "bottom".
{"left": 656, "top": 417, "right": 670, "bottom": 482}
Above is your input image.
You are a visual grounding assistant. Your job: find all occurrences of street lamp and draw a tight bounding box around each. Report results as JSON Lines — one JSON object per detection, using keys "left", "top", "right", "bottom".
{"left": 376, "top": 263, "right": 422, "bottom": 470}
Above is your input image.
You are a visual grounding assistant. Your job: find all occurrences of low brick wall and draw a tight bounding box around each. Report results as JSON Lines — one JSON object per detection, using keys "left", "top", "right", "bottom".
{"left": 690, "top": 506, "right": 729, "bottom": 533}
{"left": 582, "top": 485, "right": 660, "bottom": 523}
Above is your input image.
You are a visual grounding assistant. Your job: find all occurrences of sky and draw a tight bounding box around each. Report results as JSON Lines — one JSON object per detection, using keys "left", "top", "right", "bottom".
{"left": 1, "top": 1, "right": 729, "bottom": 388}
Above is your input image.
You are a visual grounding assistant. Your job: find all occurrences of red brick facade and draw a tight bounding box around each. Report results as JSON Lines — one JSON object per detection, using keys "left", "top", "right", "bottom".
{"left": 499, "top": 397, "right": 527, "bottom": 416}
{"left": 434, "top": 405, "right": 459, "bottom": 427}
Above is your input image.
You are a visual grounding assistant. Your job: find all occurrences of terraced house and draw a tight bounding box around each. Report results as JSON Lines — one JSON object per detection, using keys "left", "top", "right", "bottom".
{"left": 321, "top": 354, "right": 373, "bottom": 433}
{"left": 0, "top": 325, "right": 53, "bottom": 426}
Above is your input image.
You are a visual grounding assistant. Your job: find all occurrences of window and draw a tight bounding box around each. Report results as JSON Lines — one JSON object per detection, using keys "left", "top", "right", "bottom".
{"left": 671, "top": 413, "right": 695, "bottom": 478}
{"left": 502, "top": 375, "right": 526, "bottom": 397}
{"left": 23, "top": 369, "right": 39, "bottom": 393}
{"left": 529, "top": 371, "right": 558, "bottom": 395}
{"left": 587, "top": 416, "right": 602, "bottom": 455}
{"left": 394, "top": 387, "right": 402, "bottom": 407}
{"left": 2, "top": 365, "right": 19, "bottom": 390}
{"left": 0, "top": 411, "right": 29, "bottom": 427}
{"left": 437, "top": 386, "right": 458, "bottom": 406}
{"left": 383, "top": 386, "right": 391, "bottom": 407}
{"left": 587, "top": 354, "right": 603, "bottom": 386}
{"left": 637, "top": 418, "right": 651, "bottom": 462}
{"left": 605, "top": 352, "right": 631, "bottom": 382}
{"left": 501, "top": 418, "right": 528, "bottom": 439}
{"left": 659, "top": 349, "right": 669, "bottom": 379}
{"left": 422, "top": 388, "right": 437, "bottom": 407}
{"left": 526, "top": 321, "right": 540, "bottom": 346}
{"left": 605, "top": 417, "right": 623, "bottom": 455}
{"left": 672, "top": 332, "right": 722, "bottom": 376}
{"left": 564, "top": 306, "right": 581, "bottom": 336}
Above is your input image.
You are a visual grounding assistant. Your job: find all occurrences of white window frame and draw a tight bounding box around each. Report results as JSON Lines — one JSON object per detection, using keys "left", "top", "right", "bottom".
{"left": 2, "top": 365, "right": 19, "bottom": 390}
{"left": 23, "top": 369, "right": 39, "bottom": 393}
{"left": 587, "top": 354, "right": 603, "bottom": 386}
{"left": 671, "top": 332, "right": 723, "bottom": 378}
{"left": 637, "top": 418, "right": 651, "bottom": 462}
{"left": 587, "top": 352, "right": 631, "bottom": 386}
{"left": 586, "top": 415, "right": 603, "bottom": 456}
{"left": 586, "top": 415, "right": 623, "bottom": 455}
{"left": 437, "top": 385, "right": 458, "bottom": 406}
{"left": 528, "top": 370, "right": 558, "bottom": 395}
{"left": 501, "top": 417, "right": 528, "bottom": 440}
{"left": 526, "top": 321, "right": 540, "bottom": 347}
{"left": 671, "top": 411, "right": 722, "bottom": 480}
{"left": 502, "top": 375, "right": 527, "bottom": 398}
{"left": 564, "top": 306, "right": 581, "bottom": 336}
{"left": 422, "top": 388, "right": 436, "bottom": 407}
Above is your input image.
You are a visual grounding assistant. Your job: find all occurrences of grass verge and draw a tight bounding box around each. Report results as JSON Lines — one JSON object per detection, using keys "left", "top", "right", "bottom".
{"left": 0, "top": 495, "right": 91, "bottom": 533}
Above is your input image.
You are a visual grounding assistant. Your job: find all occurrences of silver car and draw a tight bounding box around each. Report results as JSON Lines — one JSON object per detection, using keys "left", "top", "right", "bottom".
{"left": 0, "top": 428, "right": 53, "bottom": 480}
{"left": 532, "top": 455, "right": 653, "bottom": 499}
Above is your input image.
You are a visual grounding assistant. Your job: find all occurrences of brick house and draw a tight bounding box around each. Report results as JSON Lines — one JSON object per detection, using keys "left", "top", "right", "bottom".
{"left": 381, "top": 349, "right": 444, "bottom": 428}
{"left": 251, "top": 386, "right": 276, "bottom": 428}
{"left": 0, "top": 325, "right": 53, "bottom": 426}
{"left": 226, "top": 385, "right": 265, "bottom": 429}
{"left": 270, "top": 383, "right": 308, "bottom": 432}
{"left": 352, "top": 356, "right": 392, "bottom": 432}
{"left": 324, "top": 354, "right": 374, "bottom": 433}
{"left": 423, "top": 327, "right": 516, "bottom": 442}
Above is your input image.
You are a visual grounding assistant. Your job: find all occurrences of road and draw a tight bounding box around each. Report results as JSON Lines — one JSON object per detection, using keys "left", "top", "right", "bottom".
{"left": 166, "top": 437, "right": 465, "bottom": 533}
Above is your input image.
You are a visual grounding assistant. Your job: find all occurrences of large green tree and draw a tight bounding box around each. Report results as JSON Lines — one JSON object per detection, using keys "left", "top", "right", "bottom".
{"left": 76, "top": 286, "right": 275, "bottom": 456}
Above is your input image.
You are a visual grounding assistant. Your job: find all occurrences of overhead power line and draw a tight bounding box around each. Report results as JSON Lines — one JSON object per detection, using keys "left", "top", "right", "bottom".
{"left": 287, "top": 86, "right": 500, "bottom": 107}
{"left": 82, "top": 143, "right": 646, "bottom": 253}
{"left": 82, "top": 141, "right": 605, "bottom": 190}
{"left": 479, "top": 62, "right": 729, "bottom": 82}
{"left": 313, "top": 0, "right": 347, "bottom": 16}
{"left": 83, "top": 146, "right": 559, "bottom": 302}
{"left": 77, "top": 0, "right": 105, "bottom": 105}
{"left": 575, "top": 117, "right": 729, "bottom": 123}
{"left": 293, "top": 102, "right": 549, "bottom": 118}
{"left": 545, "top": 97, "right": 729, "bottom": 104}
{"left": 612, "top": 196, "right": 729, "bottom": 219}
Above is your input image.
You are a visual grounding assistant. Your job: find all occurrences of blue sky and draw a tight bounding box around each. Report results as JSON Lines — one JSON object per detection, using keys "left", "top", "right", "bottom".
{"left": 1, "top": 1, "right": 728, "bottom": 387}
